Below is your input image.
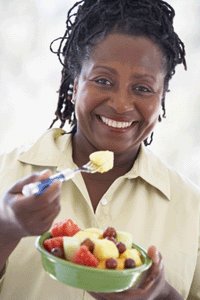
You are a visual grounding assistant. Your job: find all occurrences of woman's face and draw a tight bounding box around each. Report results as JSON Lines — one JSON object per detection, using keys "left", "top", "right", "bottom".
{"left": 73, "top": 33, "right": 166, "bottom": 154}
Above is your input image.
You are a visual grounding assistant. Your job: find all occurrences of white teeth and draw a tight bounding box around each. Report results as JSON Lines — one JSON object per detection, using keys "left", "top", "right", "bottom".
{"left": 101, "top": 116, "right": 132, "bottom": 128}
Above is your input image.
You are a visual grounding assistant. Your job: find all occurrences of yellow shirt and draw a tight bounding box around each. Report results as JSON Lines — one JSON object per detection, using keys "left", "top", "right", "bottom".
{"left": 0, "top": 128, "right": 200, "bottom": 300}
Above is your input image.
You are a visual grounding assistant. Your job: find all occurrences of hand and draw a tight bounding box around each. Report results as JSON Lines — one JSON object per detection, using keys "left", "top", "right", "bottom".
{"left": 0, "top": 170, "right": 61, "bottom": 242}
{"left": 89, "top": 246, "right": 169, "bottom": 300}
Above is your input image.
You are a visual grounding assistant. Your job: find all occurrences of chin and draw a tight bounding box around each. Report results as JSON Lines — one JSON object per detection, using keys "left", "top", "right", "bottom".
{"left": 95, "top": 140, "right": 139, "bottom": 154}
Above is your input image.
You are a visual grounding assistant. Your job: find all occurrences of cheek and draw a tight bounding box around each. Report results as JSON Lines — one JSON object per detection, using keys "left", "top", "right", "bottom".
{"left": 74, "top": 86, "right": 89, "bottom": 119}
{"left": 75, "top": 85, "right": 104, "bottom": 118}
{"left": 139, "top": 100, "right": 160, "bottom": 123}
{"left": 75, "top": 99, "right": 85, "bottom": 121}
{"left": 74, "top": 91, "right": 97, "bottom": 123}
{"left": 149, "top": 102, "right": 160, "bottom": 118}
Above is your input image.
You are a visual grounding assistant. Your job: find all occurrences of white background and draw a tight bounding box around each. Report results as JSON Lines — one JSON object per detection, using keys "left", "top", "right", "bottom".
{"left": 0, "top": 0, "right": 200, "bottom": 185}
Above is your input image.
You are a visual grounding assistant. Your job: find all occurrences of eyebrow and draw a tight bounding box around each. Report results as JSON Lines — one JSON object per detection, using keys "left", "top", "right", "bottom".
{"left": 92, "top": 65, "right": 117, "bottom": 74}
{"left": 132, "top": 73, "right": 156, "bottom": 82}
{"left": 92, "top": 65, "right": 156, "bottom": 82}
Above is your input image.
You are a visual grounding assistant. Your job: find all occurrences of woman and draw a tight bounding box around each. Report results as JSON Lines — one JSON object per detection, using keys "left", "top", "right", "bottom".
{"left": 0, "top": 0, "right": 199, "bottom": 299}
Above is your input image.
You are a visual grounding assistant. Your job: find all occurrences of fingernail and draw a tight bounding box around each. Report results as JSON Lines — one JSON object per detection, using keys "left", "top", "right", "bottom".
{"left": 39, "top": 169, "right": 50, "bottom": 175}
{"left": 40, "top": 169, "right": 49, "bottom": 175}
{"left": 154, "top": 250, "right": 160, "bottom": 263}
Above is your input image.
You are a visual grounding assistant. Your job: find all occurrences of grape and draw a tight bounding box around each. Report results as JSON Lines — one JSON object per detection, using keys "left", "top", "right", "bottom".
{"left": 116, "top": 242, "right": 126, "bottom": 254}
{"left": 51, "top": 247, "right": 64, "bottom": 258}
{"left": 105, "top": 236, "right": 117, "bottom": 244}
{"left": 124, "top": 258, "right": 136, "bottom": 269}
{"left": 103, "top": 227, "right": 117, "bottom": 238}
{"left": 81, "top": 238, "right": 94, "bottom": 253}
{"left": 105, "top": 258, "right": 117, "bottom": 269}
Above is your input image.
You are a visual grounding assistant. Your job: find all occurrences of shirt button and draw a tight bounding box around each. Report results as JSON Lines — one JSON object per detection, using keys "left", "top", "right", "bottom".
{"left": 101, "top": 198, "right": 108, "bottom": 206}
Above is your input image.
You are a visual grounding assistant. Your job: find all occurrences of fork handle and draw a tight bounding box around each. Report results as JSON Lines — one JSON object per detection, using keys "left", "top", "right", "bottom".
{"left": 22, "top": 169, "right": 75, "bottom": 196}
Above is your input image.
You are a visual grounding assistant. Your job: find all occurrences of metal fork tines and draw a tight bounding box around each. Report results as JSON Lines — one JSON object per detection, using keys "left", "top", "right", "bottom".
{"left": 79, "top": 161, "right": 98, "bottom": 173}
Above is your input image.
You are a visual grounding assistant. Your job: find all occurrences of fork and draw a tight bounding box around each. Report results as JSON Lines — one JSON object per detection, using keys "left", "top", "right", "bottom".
{"left": 22, "top": 161, "right": 98, "bottom": 197}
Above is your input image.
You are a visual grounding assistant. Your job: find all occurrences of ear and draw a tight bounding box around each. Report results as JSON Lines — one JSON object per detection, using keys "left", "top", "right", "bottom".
{"left": 72, "top": 77, "right": 79, "bottom": 99}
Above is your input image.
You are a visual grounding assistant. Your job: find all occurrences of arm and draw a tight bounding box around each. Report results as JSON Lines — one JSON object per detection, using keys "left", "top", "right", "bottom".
{"left": 0, "top": 237, "right": 19, "bottom": 279}
{"left": 0, "top": 171, "right": 61, "bottom": 279}
{"left": 186, "top": 222, "right": 200, "bottom": 300}
{"left": 161, "top": 282, "right": 183, "bottom": 300}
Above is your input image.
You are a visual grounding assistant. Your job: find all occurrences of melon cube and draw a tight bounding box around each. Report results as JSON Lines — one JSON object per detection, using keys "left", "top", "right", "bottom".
{"left": 116, "top": 230, "right": 133, "bottom": 249}
{"left": 63, "top": 236, "right": 80, "bottom": 261}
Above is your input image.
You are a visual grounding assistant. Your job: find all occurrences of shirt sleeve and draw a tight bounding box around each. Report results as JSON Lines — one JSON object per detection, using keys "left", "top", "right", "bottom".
{"left": 0, "top": 263, "right": 7, "bottom": 292}
{"left": 187, "top": 221, "right": 200, "bottom": 299}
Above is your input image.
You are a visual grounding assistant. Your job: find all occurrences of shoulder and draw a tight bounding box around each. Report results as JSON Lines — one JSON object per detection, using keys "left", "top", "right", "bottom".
{"left": 17, "top": 128, "right": 70, "bottom": 165}
{"left": 0, "top": 128, "right": 67, "bottom": 167}
{"left": 0, "top": 128, "right": 71, "bottom": 178}
{"left": 146, "top": 147, "right": 200, "bottom": 204}
{"left": 0, "top": 129, "right": 71, "bottom": 194}
{"left": 0, "top": 146, "right": 26, "bottom": 173}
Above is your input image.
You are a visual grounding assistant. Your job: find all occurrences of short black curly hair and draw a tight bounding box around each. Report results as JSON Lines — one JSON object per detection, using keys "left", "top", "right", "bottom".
{"left": 49, "top": 0, "right": 186, "bottom": 145}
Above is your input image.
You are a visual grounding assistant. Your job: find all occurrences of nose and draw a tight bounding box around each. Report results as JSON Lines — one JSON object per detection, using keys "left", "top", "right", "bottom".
{"left": 107, "top": 89, "right": 134, "bottom": 113}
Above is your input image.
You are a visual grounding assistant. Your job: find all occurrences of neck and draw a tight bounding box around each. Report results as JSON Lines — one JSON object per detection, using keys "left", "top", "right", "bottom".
{"left": 71, "top": 133, "right": 141, "bottom": 211}
{"left": 72, "top": 133, "right": 141, "bottom": 180}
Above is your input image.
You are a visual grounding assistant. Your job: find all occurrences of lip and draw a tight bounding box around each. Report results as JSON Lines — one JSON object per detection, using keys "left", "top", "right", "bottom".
{"left": 97, "top": 115, "right": 139, "bottom": 131}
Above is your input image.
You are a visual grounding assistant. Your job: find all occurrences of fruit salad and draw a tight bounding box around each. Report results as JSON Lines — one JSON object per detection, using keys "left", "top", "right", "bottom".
{"left": 43, "top": 219, "right": 143, "bottom": 270}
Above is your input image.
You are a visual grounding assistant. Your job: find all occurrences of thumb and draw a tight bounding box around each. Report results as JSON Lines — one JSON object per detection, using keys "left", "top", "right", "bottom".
{"left": 147, "top": 245, "right": 160, "bottom": 264}
{"left": 9, "top": 169, "right": 52, "bottom": 194}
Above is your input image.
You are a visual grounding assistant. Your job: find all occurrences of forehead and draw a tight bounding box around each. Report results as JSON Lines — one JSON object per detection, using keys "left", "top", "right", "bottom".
{"left": 86, "top": 33, "right": 166, "bottom": 75}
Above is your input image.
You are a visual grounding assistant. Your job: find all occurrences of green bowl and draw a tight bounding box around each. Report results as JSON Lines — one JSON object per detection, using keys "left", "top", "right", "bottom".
{"left": 36, "top": 232, "right": 152, "bottom": 293}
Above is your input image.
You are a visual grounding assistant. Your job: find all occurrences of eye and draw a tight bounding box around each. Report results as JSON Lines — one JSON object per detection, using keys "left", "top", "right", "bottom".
{"left": 134, "top": 85, "right": 153, "bottom": 94}
{"left": 95, "top": 78, "right": 112, "bottom": 87}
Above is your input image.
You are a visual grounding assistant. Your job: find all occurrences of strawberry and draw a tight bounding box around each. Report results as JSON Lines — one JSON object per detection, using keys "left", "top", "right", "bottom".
{"left": 43, "top": 237, "right": 63, "bottom": 252}
{"left": 73, "top": 245, "right": 99, "bottom": 267}
{"left": 50, "top": 218, "right": 81, "bottom": 237}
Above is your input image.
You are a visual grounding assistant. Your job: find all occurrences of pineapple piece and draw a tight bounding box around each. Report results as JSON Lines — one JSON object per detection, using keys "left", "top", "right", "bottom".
{"left": 63, "top": 236, "right": 80, "bottom": 261}
{"left": 74, "top": 230, "right": 100, "bottom": 242}
{"left": 97, "top": 258, "right": 125, "bottom": 270}
{"left": 89, "top": 151, "right": 114, "bottom": 173}
{"left": 97, "top": 260, "right": 106, "bottom": 269}
{"left": 93, "top": 239, "right": 119, "bottom": 260}
{"left": 120, "top": 248, "right": 143, "bottom": 267}
{"left": 116, "top": 230, "right": 133, "bottom": 249}
{"left": 116, "top": 258, "right": 126, "bottom": 270}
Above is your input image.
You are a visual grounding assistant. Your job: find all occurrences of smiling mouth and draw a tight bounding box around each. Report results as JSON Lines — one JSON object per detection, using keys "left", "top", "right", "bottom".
{"left": 99, "top": 116, "right": 135, "bottom": 129}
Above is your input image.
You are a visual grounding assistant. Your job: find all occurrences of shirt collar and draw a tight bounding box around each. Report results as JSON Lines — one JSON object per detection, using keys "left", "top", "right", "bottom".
{"left": 125, "top": 144, "right": 171, "bottom": 200}
{"left": 18, "top": 129, "right": 170, "bottom": 200}
{"left": 18, "top": 128, "right": 75, "bottom": 170}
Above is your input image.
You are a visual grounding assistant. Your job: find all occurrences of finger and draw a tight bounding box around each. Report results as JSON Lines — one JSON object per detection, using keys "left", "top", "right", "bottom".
{"left": 35, "top": 181, "right": 62, "bottom": 205}
{"left": 147, "top": 245, "right": 160, "bottom": 264}
{"left": 13, "top": 181, "right": 61, "bottom": 212}
{"left": 89, "top": 288, "right": 146, "bottom": 300}
{"left": 12, "top": 193, "right": 61, "bottom": 236}
{"left": 34, "top": 201, "right": 61, "bottom": 234}
{"left": 139, "top": 246, "right": 163, "bottom": 290}
{"left": 9, "top": 170, "right": 52, "bottom": 194}
{"left": 88, "top": 292, "right": 106, "bottom": 300}
{"left": 37, "top": 197, "right": 61, "bottom": 221}
{"left": 25, "top": 177, "right": 62, "bottom": 208}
